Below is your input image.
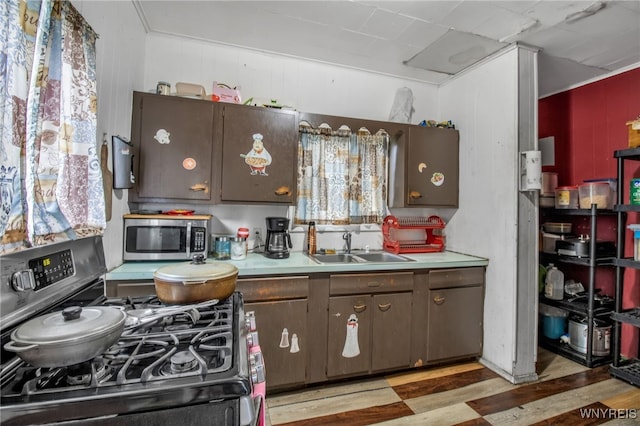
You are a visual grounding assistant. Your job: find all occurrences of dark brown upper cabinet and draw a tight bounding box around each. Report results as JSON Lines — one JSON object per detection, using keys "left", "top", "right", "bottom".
{"left": 390, "top": 126, "right": 459, "bottom": 208}
{"left": 130, "top": 92, "right": 217, "bottom": 202}
{"left": 217, "top": 104, "right": 298, "bottom": 204}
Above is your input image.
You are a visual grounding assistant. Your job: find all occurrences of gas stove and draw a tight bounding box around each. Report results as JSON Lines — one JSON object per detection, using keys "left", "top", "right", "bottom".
{"left": 0, "top": 236, "right": 265, "bottom": 426}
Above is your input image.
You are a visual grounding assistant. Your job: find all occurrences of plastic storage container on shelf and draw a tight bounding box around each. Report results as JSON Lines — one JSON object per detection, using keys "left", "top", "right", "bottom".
{"left": 540, "top": 303, "right": 568, "bottom": 339}
{"left": 578, "top": 182, "right": 613, "bottom": 209}
{"left": 555, "top": 186, "right": 579, "bottom": 209}
{"left": 628, "top": 224, "right": 640, "bottom": 261}
{"left": 544, "top": 264, "right": 564, "bottom": 300}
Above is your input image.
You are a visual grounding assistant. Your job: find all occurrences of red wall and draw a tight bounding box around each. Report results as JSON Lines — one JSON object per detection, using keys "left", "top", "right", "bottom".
{"left": 539, "top": 67, "right": 640, "bottom": 358}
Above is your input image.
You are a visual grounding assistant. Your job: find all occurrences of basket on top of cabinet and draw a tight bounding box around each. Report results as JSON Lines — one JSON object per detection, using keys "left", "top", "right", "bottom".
{"left": 382, "top": 215, "right": 445, "bottom": 254}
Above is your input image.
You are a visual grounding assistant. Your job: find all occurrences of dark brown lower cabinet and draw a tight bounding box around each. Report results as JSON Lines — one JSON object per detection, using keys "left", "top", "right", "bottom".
{"left": 327, "top": 292, "right": 412, "bottom": 378}
{"left": 425, "top": 268, "right": 484, "bottom": 362}
{"left": 245, "top": 299, "right": 307, "bottom": 389}
{"left": 236, "top": 276, "right": 309, "bottom": 390}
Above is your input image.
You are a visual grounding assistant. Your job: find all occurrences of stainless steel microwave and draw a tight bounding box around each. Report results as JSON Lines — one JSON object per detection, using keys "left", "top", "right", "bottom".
{"left": 123, "top": 214, "right": 210, "bottom": 261}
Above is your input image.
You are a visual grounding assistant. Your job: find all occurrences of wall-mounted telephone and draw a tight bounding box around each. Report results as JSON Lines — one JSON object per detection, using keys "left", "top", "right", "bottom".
{"left": 112, "top": 135, "right": 136, "bottom": 189}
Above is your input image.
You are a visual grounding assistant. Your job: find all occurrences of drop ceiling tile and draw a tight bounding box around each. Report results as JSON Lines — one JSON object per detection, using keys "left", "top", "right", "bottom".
{"left": 579, "top": 32, "right": 640, "bottom": 69}
{"left": 489, "top": 1, "right": 540, "bottom": 15}
{"left": 518, "top": 26, "right": 586, "bottom": 55}
{"left": 405, "top": 30, "right": 508, "bottom": 75}
{"left": 439, "top": 2, "right": 505, "bottom": 32}
{"left": 259, "top": 1, "right": 375, "bottom": 32}
{"left": 519, "top": 1, "right": 593, "bottom": 27}
{"left": 472, "top": 8, "right": 539, "bottom": 41}
{"left": 361, "top": 38, "right": 423, "bottom": 63}
{"left": 359, "top": 8, "right": 415, "bottom": 40}
{"left": 618, "top": 1, "right": 640, "bottom": 13}
{"left": 556, "top": 3, "right": 640, "bottom": 37}
{"left": 395, "top": 18, "right": 449, "bottom": 48}
{"left": 562, "top": 30, "right": 638, "bottom": 64}
{"left": 373, "top": 1, "right": 461, "bottom": 23}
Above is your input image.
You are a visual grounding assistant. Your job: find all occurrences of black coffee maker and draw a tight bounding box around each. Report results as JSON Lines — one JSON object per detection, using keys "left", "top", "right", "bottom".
{"left": 265, "top": 217, "right": 292, "bottom": 259}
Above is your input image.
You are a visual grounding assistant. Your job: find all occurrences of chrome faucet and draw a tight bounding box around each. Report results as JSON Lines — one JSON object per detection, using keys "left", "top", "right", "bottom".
{"left": 343, "top": 232, "right": 352, "bottom": 254}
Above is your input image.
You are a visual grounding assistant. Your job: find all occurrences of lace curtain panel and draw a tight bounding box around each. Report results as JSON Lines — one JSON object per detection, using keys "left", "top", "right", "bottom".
{"left": 0, "top": 0, "right": 104, "bottom": 253}
{"left": 295, "top": 122, "right": 389, "bottom": 225}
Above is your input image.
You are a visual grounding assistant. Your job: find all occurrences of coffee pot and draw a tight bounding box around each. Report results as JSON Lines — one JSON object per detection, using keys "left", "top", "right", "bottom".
{"left": 264, "top": 217, "right": 292, "bottom": 259}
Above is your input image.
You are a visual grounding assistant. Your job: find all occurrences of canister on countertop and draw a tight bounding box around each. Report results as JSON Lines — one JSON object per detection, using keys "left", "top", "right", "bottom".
{"left": 230, "top": 237, "right": 247, "bottom": 260}
{"left": 307, "top": 221, "right": 317, "bottom": 255}
{"left": 214, "top": 236, "right": 231, "bottom": 260}
{"left": 237, "top": 228, "right": 250, "bottom": 256}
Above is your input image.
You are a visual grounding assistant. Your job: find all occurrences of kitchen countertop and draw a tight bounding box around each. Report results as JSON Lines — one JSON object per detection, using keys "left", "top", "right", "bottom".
{"left": 106, "top": 251, "right": 489, "bottom": 281}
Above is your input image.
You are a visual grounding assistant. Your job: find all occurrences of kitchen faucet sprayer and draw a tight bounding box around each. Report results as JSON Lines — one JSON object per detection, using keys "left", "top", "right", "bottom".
{"left": 343, "top": 232, "right": 352, "bottom": 254}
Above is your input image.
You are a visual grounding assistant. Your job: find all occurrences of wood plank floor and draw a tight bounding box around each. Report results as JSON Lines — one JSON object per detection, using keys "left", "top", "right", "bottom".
{"left": 265, "top": 349, "right": 640, "bottom": 425}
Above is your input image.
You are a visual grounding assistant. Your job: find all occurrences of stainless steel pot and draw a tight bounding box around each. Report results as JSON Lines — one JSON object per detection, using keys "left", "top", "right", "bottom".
{"left": 153, "top": 255, "right": 238, "bottom": 304}
{"left": 4, "top": 306, "right": 126, "bottom": 367}
{"left": 568, "top": 317, "right": 611, "bottom": 356}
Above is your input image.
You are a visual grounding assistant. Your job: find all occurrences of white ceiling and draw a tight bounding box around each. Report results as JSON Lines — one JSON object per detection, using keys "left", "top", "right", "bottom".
{"left": 133, "top": 0, "right": 640, "bottom": 97}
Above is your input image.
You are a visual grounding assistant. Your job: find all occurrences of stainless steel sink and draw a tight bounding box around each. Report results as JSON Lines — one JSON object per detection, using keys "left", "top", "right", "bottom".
{"left": 308, "top": 252, "right": 412, "bottom": 264}
{"left": 309, "top": 254, "right": 363, "bottom": 263}
{"left": 354, "top": 252, "right": 412, "bottom": 262}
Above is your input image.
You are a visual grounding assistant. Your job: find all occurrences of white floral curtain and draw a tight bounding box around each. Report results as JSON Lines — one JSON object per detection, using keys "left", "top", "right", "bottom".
{"left": 1, "top": 0, "right": 104, "bottom": 253}
{"left": 295, "top": 122, "right": 389, "bottom": 225}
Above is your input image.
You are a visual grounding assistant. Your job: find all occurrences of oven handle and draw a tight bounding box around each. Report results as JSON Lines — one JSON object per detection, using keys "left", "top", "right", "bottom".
{"left": 251, "top": 394, "right": 264, "bottom": 426}
{"left": 186, "top": 222, "right": 192, "bottom": 258}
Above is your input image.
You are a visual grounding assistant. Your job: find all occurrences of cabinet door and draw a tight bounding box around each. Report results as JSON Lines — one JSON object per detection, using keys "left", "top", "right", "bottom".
{"left": 372, "top": 292, "right": 412, "bottom": 371}
{"left": 427, "top": 286, "right": 483, "bottom": 362}
{"left": 407, "top": 126, "right": 459, "bottom": 207}
{"left": 246, "top": 300, "right": 307, "bottom": 389}
{"left": 133, "top": 92, "right": 215, "bottom": 201}
{"left": 220, "top": 104, "right": 297, "bottom": 203}
{"left": 327, "top": 295, "right": 371, "bottom": 377}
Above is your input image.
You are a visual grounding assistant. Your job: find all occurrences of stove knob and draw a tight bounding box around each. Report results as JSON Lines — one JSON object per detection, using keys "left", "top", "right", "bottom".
{"left": 11, "top": 270, "right": 36, "bottom": 292}
{"left": 245, "top": 311, "right": 256, "bottom": 332}
{"left": 249, "top": 355, "right": 265, "bottom": 384}
{"left": 250, "top": 351, "right": 263, "bottom": 366}
{"left": 247, "top": 331, "right": 259, "bottom": 347}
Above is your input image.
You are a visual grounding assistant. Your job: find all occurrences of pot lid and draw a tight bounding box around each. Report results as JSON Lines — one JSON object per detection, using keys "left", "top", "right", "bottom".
{"left": 154, "top": 257, "right": 238, "bottom": 282}
{"left": 13, "top": 306, "right": 125, "bottom": 345}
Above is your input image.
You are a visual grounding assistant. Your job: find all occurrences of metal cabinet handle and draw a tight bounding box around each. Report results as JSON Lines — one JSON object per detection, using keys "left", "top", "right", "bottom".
{"left": 378, "top": 303, "right": 391, "bottom": 312}
{"left": 409, "top": 190, "right": 422, "bottom": 199}
{"left": 274, "top": 186, "right": 291, "bottom": 196}
{"left": 353, "top": 304, "right": 367, "bottom": 313}
{"left": 189, "top": 182, "right": 209, "bottom": 193}
{"left": 433, "top": 295, "right": 445, "bottom": 305}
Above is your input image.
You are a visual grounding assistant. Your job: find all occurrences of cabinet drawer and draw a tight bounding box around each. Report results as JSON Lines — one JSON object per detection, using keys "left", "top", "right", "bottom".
{"left": 330, "top": 272, "right": 413, "bottom": 295}
{"left": 428, "top": 267, "right": 485, "bottom": 290}
{"left": 236, "top": 276, "right": 309, "bottom": 302}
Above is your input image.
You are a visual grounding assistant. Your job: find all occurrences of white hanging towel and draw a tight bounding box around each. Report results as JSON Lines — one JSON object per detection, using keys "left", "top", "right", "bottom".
{"left": 342, "top": 314, "right": 360, "bottom": 358}
{"left": 388, "top": 87, "right": 414, "bottom": 123}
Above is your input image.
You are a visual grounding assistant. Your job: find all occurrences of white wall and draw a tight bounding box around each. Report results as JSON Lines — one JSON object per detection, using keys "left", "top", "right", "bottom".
{"left": 142, "top": 33, "right": 440, "bottom": 123}
{"left": 71, "top": 0, "right": 146, "bottom": 270}
{"left": 439, "top": 48, "right": 521, "bottom": 379}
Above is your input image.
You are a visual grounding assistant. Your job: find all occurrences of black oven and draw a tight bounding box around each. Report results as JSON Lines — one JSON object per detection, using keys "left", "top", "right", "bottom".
{"left": 0, "top": 236, "right": 265, "bottom": 425}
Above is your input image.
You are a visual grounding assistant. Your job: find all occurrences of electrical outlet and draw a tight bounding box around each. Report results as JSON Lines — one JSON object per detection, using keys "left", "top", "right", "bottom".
{"left": 253, "top": 227, "right": 263, "bottom": 239}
